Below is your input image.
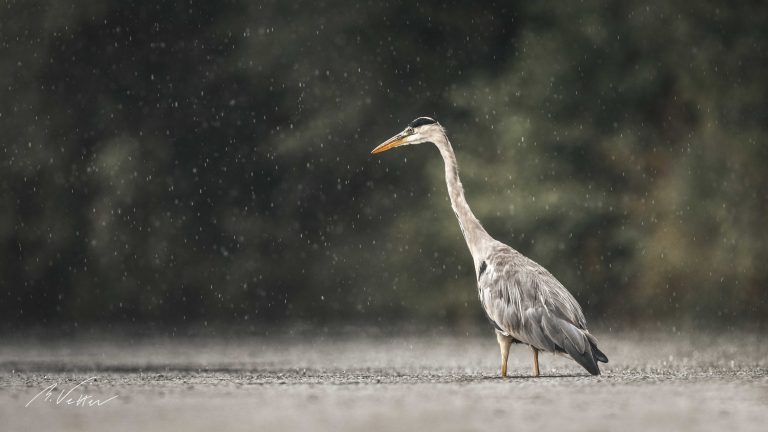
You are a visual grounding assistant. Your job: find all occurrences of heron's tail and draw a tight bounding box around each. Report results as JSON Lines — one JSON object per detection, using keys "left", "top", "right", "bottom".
{"left": 542, "top": 315, "right": 601, "bottom": 375}
{"left": 591, "top": 343, "right": 608, "bottom": 363}
{"left": 585, "top": 333, "right": 608, "bottom": 363}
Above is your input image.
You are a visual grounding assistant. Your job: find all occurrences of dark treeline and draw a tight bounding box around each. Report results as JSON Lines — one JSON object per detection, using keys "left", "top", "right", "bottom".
{"left": 1, "top": 1, "right": 766, "bottom": 326}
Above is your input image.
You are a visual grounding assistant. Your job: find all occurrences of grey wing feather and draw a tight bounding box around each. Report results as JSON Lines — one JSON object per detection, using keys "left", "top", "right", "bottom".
{"left": 477, "top": 244, "right": 605, "bottom": 375}
{"left": 540, "top": 312, "right": 600, "bottom": 375}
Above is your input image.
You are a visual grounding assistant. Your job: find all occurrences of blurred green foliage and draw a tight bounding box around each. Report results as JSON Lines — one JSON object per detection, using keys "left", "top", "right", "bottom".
{"left": 1, "top": 1, "right": 766, "bottom": 326}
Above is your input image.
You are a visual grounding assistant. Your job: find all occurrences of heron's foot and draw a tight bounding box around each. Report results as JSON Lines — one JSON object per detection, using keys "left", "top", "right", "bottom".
{"left": 501, "top": 363, "right": 507, "bottom": 377}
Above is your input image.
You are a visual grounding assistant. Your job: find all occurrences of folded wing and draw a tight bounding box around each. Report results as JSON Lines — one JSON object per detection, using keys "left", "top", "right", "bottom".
{"left": 478, "top": 245, "right": 607, "bottom": 375}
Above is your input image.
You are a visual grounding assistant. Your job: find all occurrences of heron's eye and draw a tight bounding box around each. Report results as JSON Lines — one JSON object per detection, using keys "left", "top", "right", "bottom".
{"left": 406, "top": 127, "right": 414, "bottom": 135}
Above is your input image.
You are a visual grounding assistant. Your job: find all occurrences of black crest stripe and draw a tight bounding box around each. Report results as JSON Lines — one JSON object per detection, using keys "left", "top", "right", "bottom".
{"left": 409, "top": 117, "right": 437, "bottom": 128}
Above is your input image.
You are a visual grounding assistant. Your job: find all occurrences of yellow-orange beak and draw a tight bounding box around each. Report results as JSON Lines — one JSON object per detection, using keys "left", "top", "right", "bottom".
{"left": 371, "top": 133, "right": 408, "bottom": 155}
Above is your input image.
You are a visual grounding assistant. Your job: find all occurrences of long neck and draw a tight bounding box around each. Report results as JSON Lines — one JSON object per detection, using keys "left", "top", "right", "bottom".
{"left": 433, "top": 132, "right": 493, "bottom": 263}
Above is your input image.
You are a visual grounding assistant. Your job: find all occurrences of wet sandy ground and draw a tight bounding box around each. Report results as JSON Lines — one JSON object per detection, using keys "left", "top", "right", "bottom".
{"left": 1, "top": 329, "right": 766, "bottom": 431}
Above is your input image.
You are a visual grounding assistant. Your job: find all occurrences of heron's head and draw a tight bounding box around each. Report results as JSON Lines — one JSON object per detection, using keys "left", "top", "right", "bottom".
{"left": 371, "top": 117, "right": 444, "bottom": 154}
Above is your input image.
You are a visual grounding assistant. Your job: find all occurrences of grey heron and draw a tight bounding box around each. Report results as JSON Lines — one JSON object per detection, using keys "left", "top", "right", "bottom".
{"left": 371, "top": 117, "right": 609, "bottom": 377}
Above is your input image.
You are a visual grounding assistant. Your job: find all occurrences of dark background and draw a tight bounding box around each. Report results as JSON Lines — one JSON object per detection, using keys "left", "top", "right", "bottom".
{"left": 1, "top": 0, "right": 766, "bottom": 328}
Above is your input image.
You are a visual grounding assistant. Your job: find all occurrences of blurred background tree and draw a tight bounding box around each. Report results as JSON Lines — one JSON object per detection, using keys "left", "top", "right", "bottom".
{"left": 0, "top": 0, "right": 765, "bottom": 327}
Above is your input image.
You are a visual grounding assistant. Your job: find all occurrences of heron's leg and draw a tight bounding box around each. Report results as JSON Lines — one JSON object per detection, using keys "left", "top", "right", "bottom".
{"left": 496, "top": 333, "right": 512, "bottom": 377}
{"left": 531, "top": 346, "right": 540, "bottom": 377}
